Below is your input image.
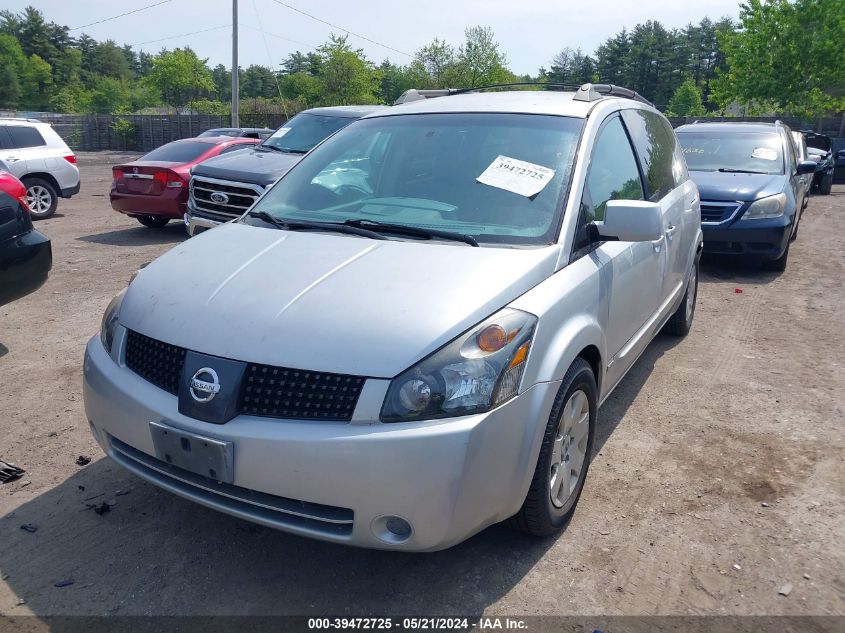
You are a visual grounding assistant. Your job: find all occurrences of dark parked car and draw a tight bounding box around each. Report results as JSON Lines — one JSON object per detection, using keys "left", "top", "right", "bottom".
{"left": 835, "top": 149, "right": 845, "bottom": 184}
{"left": 0, "top": 169, "right": 51, "bottom": 306}
{"left": 800, "top": 130, "right": 834, "bottom": 194}
{"left": 197, "top": 127, "right": 274, "bottom": 140}
{"left": 676, "top": 121, "right": 816, "bottom": 271}
{"left": 110, "top": 136, "right": 259, "bottom": 229}
{"left": 186, "top": 105, "right": 387, "bottom": 235}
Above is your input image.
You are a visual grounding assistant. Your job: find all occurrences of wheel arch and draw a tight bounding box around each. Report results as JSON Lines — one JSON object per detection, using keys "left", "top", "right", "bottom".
{"left": 21, "top": 172, "right": 62, "bottom": 196}
{"left": 527, "top": 315, "right": 606, "bottom": 397}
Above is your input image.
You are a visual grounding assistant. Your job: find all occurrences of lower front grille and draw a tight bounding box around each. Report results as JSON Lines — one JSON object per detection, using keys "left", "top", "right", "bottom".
{"left": 124, "top": 330, "right": 186, "bottom": 395}
{"left": 110, "top": 436, "right": 354, "bottom": 536}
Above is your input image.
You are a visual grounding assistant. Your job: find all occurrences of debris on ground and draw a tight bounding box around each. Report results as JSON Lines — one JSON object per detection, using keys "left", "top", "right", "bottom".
{"left": 15, "top": 598, "right": 25, "bottom": 606}
{"left": 75, "top": 455, "right": 91, "bottom": 466}
{"left": 54, "top": 579, "right": 75, "bottom": 588}
{"left": 87, "top": 500, "right": 115, "bottom": 515}
{"left": 803, "top": 573, "right": 811, "bottom": 580}
{"left": 779, "top": 583, "right": 793, "bottom": 596}
{"left": 20, "top": 524, "right": 38, "bottom": 533}
{"left": 734, "top": 288, "right": 743, "bottom": 294}
{"left": 0, "top": 459, "right": 25, "bottom": 483}
{"left": 115, "top": 489, "right": 131, "bottom": 497}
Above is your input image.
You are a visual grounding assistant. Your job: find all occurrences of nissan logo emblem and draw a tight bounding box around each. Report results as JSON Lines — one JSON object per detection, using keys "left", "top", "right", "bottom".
{"left": 210, "top": 192, "right": 229, "bottom": 204}
{"left": 189, "top": 367, "right": 221, "bottom": 403}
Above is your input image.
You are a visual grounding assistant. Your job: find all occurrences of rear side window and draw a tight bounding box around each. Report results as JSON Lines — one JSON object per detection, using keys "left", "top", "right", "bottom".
{"left": 141, "top": 141, "right": 212, "bottom": 162}
{"left": 572, "top": 116, "right": 644, "bottom": 256}
{"left": 7, "top": 125, "right": 47, "bottom": 149}
{"left": 621, "top": 110, "right": 677, "bottom": 201}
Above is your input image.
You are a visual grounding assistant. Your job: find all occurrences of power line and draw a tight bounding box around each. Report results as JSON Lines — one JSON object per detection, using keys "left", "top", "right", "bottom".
{"left": 241, "top": 23, "right": 317, "bottom": 50}
{"left": 133, "top": 24, "right": 231, "bottom": 47}
{"left": 249, "top": 0, "right": 288, "bottom": 119}
{"left": 70, "top": 0, "right": 173, "bottom": 31}
{"left": 267, "top": 0, "right": 411, "bottom": 57}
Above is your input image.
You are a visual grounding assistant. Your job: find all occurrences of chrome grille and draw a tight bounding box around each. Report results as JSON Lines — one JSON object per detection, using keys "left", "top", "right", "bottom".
{"left": 700, "top": 200, "right": 743, "bottom": 224}
{"left": 189, "top": 176, "right": 264, "bottom": 220}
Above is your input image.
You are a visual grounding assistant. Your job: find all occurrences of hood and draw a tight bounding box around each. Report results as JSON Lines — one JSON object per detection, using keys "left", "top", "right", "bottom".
{"left": 121, "top": 223, "right": 559, "bottom": 378}
{"left": 191, "top": 148, "right": 302, "bottom": 187}
{"left": 688, "top": 170, "right": 786, "bottom": 201}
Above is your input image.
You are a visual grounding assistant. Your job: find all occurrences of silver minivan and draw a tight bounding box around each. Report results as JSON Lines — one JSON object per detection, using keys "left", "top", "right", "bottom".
{"left": 84, "top": 84, "right": 702, "bottom": 551}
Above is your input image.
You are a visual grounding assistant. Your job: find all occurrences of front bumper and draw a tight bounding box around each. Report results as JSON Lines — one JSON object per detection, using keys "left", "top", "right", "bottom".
{"left": 0, "top": 229, "right": 51, "bottom": 307}
{"left": 702, "top": 216, "right": 792, "bottom": 260}
{"left": 83, "top": 333, "right": 559, "bottom": 551}
{"left": 184, "top": 212, "right": 223, "bottom": 236}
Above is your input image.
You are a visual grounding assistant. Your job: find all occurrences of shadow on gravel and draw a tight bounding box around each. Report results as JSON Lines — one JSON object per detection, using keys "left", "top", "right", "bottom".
{"left": 0, "top": 343, "right": 7, "bottom": 358}
{"left": 77, "top": 224, "right": 186, "bottom": 247}
{"left": 699, "top": 253, "right": 782, "bottom": 286}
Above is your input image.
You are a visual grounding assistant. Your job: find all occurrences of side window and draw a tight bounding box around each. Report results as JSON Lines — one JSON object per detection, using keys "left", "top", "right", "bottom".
{"left": 621, "top": 109, "right": 677, "bottom": 201}
{"left": 0, "top": 126, "right": 12, "bottom": 150}
{"left": 7, "top": 125, "right": 47, "bottom": 149}
{"left": 784, "top": 131, "right": 797, "bottom": 172}
{"left": 572, "top": 116, "right": 644, "bottom": 256}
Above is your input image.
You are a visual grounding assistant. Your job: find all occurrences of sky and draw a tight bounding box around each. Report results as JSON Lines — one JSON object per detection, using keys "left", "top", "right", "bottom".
{"left": 8, "top": 0, "right": 742, "bottom": 75}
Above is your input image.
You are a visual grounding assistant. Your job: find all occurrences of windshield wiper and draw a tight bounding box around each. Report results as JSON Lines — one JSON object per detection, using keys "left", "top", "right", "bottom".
{"left": 717, "top": 168, "right": 770, "bottom": 174}
{"left": 343, "top": 219, "right": 479, "bottom": 246}
{"left": 246, "top": 210, "right": 387, "bottom": 240}
{"left": 258, "top": 144, "right": 304, "bottom": 155}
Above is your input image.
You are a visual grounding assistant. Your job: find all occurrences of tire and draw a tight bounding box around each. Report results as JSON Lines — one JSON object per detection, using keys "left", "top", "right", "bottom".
{"left": 509, "top": 358, "right": 597, "bottom": 537}
{"left": 136, "top": 215, "right": 170, "bottom": 228}
{"left": 664, "top": 259, "right": 699, "bottom": 336}
{"left": 790, "top": 220, "right": 799, "bottom": 241}
{"left": 820, "top": 174, "right": 833, "bottom": 195}
{"left": 764, "top": 242, "right": 789, "bottom": 272}
{"left": 23, "top": 177, "right": 58, "bottom": 220}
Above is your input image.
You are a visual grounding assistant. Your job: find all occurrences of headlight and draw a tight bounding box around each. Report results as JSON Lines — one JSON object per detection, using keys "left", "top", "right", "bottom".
{"left": 741, "top": 193, "right": 787, "bottom": 220}
{"left": 381, "top": 308, "right": 537, "bottom": 423}
{"left": 100, "top": 290, "right": 126, "bottom": 354}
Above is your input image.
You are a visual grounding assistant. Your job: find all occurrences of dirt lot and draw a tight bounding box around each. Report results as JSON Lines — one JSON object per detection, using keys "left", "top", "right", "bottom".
{"left": 0, "top": 151, "right": 843, "bottom": 618}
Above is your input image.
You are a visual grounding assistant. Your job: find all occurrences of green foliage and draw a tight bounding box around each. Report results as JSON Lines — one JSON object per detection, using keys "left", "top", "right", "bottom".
{"left": 316, "top": 35, "right": 380, "bottom": 105}
{"left": 110, "top": 116, "right": 136, "bottom": 150}
{"left": 666, "top": 79, "right": 707, "bottom": 116}
{"left": 86, "top": 76, "right": 130, "bottom": 114}
{"left": 279, "top": 72, "right": 324, "bottom": 105}
{"left": 192, "top": 98, "right": 230, "bottom": 115}
{"left": 20, "top": 53, "right": 53, "bottom": 109}
{"left": 146, "top": 48, "right": 215, "bottom": 111}
{"left": 454, "top": 26, "right": 513, "bottom": 87}
{"left": 713, "top": 0, "right": 845, "bottom": 116}
{"left": 0, "top": 33, "right": 26, "bottom": 108}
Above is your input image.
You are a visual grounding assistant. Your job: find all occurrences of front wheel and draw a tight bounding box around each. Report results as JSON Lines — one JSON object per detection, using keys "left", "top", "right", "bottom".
{"left": 664, "top": 259, "right": 698, "bottom": 336}
{"left": 764, "top": 242, "right": 789, "bottom": 272}
{"left": 509, "top": 358, "right": 596, "bottom": 537}
{"left": 819, "top": 174, "right": 833, "bottom": 195}
{"left": 136, "top": 215, "right": 170, "bottom": 229}
{"left": 24, "top": 178, "right": 58, "bottom": 219}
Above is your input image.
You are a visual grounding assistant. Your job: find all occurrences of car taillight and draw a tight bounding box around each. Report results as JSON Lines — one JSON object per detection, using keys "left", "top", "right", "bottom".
{"left": 63, "top": 154, "right": 77, "bottom": 164}
{"left": 155, "top": 170, "right": 185, "bottom": 188}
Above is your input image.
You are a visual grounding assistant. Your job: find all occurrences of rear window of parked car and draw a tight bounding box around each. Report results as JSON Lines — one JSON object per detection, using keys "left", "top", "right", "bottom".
{"left": 141, "top": 142, "right": 212, "bottom": 163}
{"left": 5, "top": 125, "right": 47, "bottom": 149}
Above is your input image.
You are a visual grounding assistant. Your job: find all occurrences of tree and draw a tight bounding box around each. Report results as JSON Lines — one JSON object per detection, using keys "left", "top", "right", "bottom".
{"left": 410, "top": 38, "right": 457, "bottom": 87}
{"left": 713, "top": 0, "right": 845, "bottom": 116}
{"left": 316, "top": 35, "right": 380, "bottom": 105}
{"left": 242, "top": 64, "right": 278, "bottom": 98}
{"left": 547, "top": 47, "right": 595, "bottom": 84}
{"left": 666, "top": 79, "right": 707, "bottom": 116}
{"left": 454, "top": 26, "right": 512, "bottom": 87}
{"left": 89, "top": 40, "right": 132, "bottom": 80}
{"left": 146, "top": 47, "right": 214, "bottom": 111}
{"left": 0, "top": 33, "right": 26, "bottom": 108}
{"left": 20, "top": 53, "right": 53, "bottom": 109}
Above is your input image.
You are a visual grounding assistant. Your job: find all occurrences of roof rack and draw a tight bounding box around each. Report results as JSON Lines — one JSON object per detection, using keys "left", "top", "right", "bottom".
{"left": 571, "top": 83, "right": 654, "bottom": 107}
{"left": 393, "top": 82, "right": 654, "bottom": 107}
{"left": 0, "top": 117, "right": 41, "bottom": 123}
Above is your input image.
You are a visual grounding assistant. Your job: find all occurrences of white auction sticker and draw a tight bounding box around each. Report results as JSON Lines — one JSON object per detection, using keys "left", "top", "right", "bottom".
{"left": 476, "top": 155, "right": 556, "bottom": 198}
{"left": 271, "top": 127, "right": 292, "bottom": 138}
{"left": 751, "top": 147, "right": 778, "bottom": 161}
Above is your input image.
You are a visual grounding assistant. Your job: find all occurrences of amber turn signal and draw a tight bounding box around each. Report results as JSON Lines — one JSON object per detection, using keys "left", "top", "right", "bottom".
{"left": 508, "top": 342, "right": 530, "bottom": 368}
{"left": 477, "top": 325, "right": 507, "bottom": 352}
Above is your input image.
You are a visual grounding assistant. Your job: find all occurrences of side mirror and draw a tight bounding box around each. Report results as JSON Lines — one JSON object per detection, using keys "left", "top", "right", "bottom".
{"left": 596, "top": 200, "right": 663, "bottom": 242}
{"left": 797, "top": 160, "right": 817, "bottom": 175}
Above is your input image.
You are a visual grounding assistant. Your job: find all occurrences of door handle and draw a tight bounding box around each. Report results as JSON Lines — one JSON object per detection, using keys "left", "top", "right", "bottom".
{"left": 652, "top": 235, "right": 665, "bottom": 252}
{"left": 6, "top": 157, "right": 21, "bottom": 162}
{"left": 666, "top": 224, "right": 678, "bottom": 240}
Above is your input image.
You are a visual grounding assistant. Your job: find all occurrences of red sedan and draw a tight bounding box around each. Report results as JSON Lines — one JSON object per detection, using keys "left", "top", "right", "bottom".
{"left": 110, "top": 136, "right": 259, "bottom": 229}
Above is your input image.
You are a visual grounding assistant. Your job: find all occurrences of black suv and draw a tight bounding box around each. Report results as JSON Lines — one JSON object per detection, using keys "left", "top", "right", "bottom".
{"left": 186, "top": 106, "right": 386, "bottom": 235}
{"left": 675, "top": 122, "right": 816, "bottom": 271}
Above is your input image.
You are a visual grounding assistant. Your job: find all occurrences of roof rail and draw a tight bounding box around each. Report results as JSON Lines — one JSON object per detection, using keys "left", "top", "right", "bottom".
{"left": 393, "top": 82, "right": 654, "bottom": 107}
{"left": 572, "top": 83, "right": 654, "bottom": 107}
{"left": 0, "top": 116, "right": 41, "bottom": 123}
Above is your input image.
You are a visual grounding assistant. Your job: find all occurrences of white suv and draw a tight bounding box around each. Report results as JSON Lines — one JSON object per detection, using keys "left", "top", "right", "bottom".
{"left": 0, "top": 118, "right": 80, "bottom": 219}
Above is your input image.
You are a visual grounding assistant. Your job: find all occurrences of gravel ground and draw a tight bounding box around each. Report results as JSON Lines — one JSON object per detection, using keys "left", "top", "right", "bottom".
{"left": 0, "top": 151, "right": 843, "bottom": 617}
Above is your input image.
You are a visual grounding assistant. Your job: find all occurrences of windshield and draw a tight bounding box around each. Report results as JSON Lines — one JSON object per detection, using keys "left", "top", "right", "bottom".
{"left": 262, "top": 113, "right": 355, "bottom": 154}
{"left": 676, "top": 131, "right": 784, "bottom": 175}
{"left": 245, "top": 113, "right": 582, "bottom": 246}
{"left": 141, "top": 141, "right": 212, "bottom": 162}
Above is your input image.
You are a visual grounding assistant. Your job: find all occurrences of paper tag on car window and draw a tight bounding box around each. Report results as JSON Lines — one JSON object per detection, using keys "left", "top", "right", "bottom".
{"left": 477, "top": 155, "right": 556, "bottom": 198}
{"left": 751, "top": 147, "right": 778, "bottom": 161}
{"left": 271, "top": 127, "right": 291, "bottom": 138}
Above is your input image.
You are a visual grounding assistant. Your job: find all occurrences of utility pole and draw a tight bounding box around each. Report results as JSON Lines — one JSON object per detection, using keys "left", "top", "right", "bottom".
{"left": 231, "top": 0, "right": 239, "bottom": 127}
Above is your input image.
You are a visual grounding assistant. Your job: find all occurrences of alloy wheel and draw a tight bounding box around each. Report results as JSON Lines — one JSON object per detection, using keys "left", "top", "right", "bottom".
{"left": 549, "top": 389, "right": 590, "bottom": 508}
